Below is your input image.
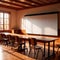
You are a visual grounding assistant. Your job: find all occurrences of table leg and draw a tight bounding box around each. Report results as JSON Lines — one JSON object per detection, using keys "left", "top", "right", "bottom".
{"left": 48, "top": 42, "right": 50, "bottom": 57}
{"left": 44, "top": 43, "right": 46, "bottom": 57}
{"left": 53, "top": 41, "right": 55, "bottom": 55}
{"left": 24, "top": 40, "right": 26, "bottom": 54}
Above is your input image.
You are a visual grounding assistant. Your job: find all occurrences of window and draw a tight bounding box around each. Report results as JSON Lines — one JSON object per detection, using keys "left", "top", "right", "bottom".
{"left": 0, "top": 12, "right": 9, "bottom": 30}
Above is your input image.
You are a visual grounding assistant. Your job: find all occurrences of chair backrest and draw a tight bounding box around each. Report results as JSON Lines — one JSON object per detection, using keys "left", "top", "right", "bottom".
{"left": 57, "top": 44, "right": 60, "bottom": 48}
{"left": 1, "top": 34, "right": 6, "bottom": 38}
{"left": 29, "top": 38, "right": 37, "bottom": 47}
{"left": 17, "top": 37, "right": 22, "bottom": 44}
{"left": 0, "top": 34, "right": 2, "bottom": 39}
{"left": 9, "top": 35, "right": 15, "bottom": 44}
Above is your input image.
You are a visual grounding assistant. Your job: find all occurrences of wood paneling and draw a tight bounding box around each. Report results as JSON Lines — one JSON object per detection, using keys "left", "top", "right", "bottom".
{"left": 0, "top": 0, "right": 59, "bottom": 10}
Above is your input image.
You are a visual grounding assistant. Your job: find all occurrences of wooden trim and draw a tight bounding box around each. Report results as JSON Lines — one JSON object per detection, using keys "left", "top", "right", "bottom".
{"left": 57, "top": 13, "right": 59, "bottom": 36}
{"left": 0, "top": 30, "right": 11, "bottom": 33}
{"left": 27, "top": 33, "right": 58, "bottom": 37}
{"left": 25, "top": 11, "right": 59, "bottom": 16}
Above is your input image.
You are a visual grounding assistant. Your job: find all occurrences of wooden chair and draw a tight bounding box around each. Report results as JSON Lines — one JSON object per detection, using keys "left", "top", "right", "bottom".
{"left": 0, "top": 34, "right": 9, "bottom": 46}
{"left": 0, "top": 34, "right": 3, "bottom": 44}
{"left": 8, "top": 35, "right": 18, "bottom": 50}
{"left": 56, "top": 44, "right": 60, "bottom": 54}
{"left": 28, "top": 38, "right": 43, "bottom": 60}
{"left": 17, "top": 37, "right": 28, "bottom": 54}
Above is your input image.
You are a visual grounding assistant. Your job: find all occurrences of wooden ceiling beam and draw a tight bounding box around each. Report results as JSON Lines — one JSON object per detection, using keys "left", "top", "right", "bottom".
{"left": 0, "top": 4, "right": 20, "bottom": 10}
{"left": 41, "top": 1, "right": 60, "bottom": 6}
{"left": 0, "top": 0, "right": 27, "bottom": 8}
{"left": 0, "top": 0, "right": 59, "bottom": 10}
{"left": 18, "top": 1, "right": 60, "bottom": 10}
{"left": 11, "top": 0, "right": 37, "bottom": 6}
{"left": 35, "top": 0, "right": 59, "bottom": 3}
{"left": 26, "top": 0, "right": 45, "bottom": 5}
{"left": 47, "top": 0, "right": 59, "bottom": 3}
{"left": 32, "top": 0, "right": 48, "bottom": 3}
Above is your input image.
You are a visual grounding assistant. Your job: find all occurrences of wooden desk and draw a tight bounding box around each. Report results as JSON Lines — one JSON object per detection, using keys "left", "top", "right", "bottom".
{"left": 1, "top": 32, "right": 58, "bottom": 58}
{"left": 35, "top": 37, "right": 57, "bottom": 58}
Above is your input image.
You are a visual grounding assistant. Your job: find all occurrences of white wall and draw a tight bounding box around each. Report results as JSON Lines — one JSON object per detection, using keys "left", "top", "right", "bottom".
{"left": 17, "top": 3, "right": 60, "bottom": 29}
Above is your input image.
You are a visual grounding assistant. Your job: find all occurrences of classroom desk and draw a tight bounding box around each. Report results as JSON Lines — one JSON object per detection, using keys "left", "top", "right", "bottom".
{"left": 0, "top": 32, "right": 58, "bottom": 58}
{"left": 35, "top": 37, "right": 57, "bottom": 58}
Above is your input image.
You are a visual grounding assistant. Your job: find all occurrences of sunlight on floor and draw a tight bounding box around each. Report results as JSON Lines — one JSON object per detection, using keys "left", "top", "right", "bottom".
{"left": 0, "top": 46, "right": 3, "bottom": 60}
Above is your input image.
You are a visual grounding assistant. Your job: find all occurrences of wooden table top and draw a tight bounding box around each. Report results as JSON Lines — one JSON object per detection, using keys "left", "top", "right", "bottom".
{"left": 0, "top": 32, "right": 58, "bottom": 42}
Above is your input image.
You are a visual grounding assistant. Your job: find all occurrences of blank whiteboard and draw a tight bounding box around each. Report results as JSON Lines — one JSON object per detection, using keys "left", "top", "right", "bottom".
{"left": 22, "top": 13, "right": 58, "bottom": 36}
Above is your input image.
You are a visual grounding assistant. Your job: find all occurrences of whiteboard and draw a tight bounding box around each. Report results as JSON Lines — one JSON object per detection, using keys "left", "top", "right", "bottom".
{"left": 22, "top": 13, "right": 58, "bottom": 36}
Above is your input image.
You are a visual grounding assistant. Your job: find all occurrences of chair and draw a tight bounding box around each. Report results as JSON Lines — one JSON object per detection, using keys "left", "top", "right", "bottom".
{"left": 17, "top": 37, "right": 28, "bottom": 54}
{"left": 0, "top": 34, "right": 3, "bottom": 44}
{"left": 28, "top": 38, "right": 43, "bottom": 60}
{"left": 8, "top": 35, "right": 18, "bottom": 50}
{"left": 56, "top": 44, "right": 60, "bottom": 54}
{"left": 0, "top": 34, "right": 9, "bottom": 46}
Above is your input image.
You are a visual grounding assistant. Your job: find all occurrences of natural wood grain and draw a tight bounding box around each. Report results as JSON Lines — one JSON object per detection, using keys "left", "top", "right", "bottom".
{"left": 0, "top": 0, "right": 59, "bottom": 10}
{"left": 0, "top": 45, "right": 35, "bottom": 60}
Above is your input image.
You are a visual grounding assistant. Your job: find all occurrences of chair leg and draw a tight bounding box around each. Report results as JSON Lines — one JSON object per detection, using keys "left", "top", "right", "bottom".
{"left": 35, "top": 49, "right": 39, "bottom": 59}
{"left": 36, "top": 49, "right": 44, "bottom": 60}
{"left": 25, "top": 48, "right": 28, "bottom": 55}
{"left": 40, "top": 49, "right": 44, "bottom": 60}
{"left": 24, "top": 48, "right": 28, "bottom": 55}
{"left": 34, "top": 49, "right": 37, "bottom": 59}
{"left": 29, "top": 48, "right": 31, "bottom": 56}
{"left": 57, "top": 47, "right": 59, "bottom": 54}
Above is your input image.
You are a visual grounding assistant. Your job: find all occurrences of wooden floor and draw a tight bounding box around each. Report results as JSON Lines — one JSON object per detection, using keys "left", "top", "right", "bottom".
{"left": 0, "top": 45, "right": 35, "bottom": 60}
{"left": 0, "top": 44, "right": 60, "bottom": 60}
{"left": 0, "top": 37, "right": 60, "bottom": 60}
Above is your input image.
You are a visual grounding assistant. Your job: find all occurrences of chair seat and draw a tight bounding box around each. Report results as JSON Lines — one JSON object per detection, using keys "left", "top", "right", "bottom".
{"left": 2, "top": 38, "right": 9, "bottom": 46}
{"left": 56, "top": 44, "right": 60, "bottom": 55}
{"left": 35, "top": 46, "right": 42, "bottom": 49}
{"left": 57, "top": 44, "right": 60, "bottom": 48}
{"left": 30, "top": 45, "right": 42, "bottom": 50}
{"left": 3, "top": 38, "right": 8, "bottom": 40}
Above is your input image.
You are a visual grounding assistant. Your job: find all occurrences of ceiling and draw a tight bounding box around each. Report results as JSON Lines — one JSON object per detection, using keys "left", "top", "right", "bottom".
{"left": 0, "top": 0, "right": 60, "bottom": 10}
